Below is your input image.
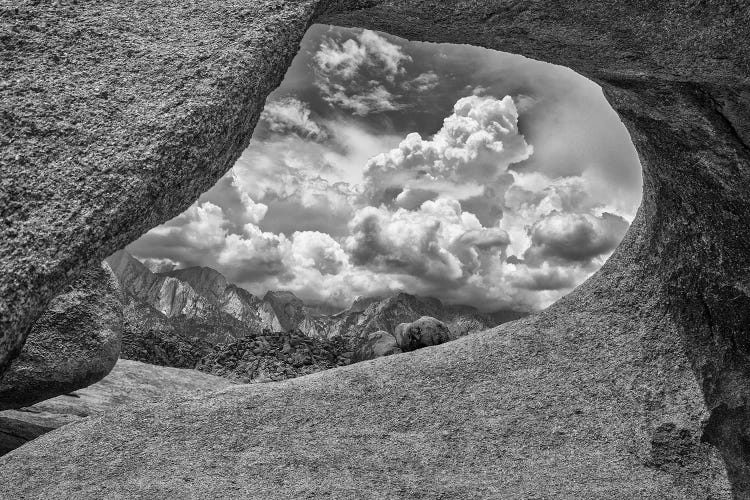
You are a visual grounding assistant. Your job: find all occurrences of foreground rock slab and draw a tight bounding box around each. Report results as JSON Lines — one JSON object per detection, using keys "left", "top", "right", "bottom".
{"left": 0, "top": 359, "right": 234, "bottom": 455}
{"left": 0, "top": 287, "right": 733, "bottom": 497}
{"left": 0, "top": 262, "right": 123, "bottom": 410}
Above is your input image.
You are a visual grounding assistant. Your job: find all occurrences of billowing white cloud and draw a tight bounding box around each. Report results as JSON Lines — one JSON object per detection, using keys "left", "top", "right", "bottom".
{"left": 315, "top": 29, "right": 411, "bottom": 81}
{"left": 363, "top": 94, "right": 532, "bottom": 209}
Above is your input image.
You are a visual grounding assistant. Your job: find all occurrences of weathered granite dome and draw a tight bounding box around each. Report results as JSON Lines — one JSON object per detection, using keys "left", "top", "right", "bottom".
{"left": 1, "top": 0, "right": 749, "bottom": 497}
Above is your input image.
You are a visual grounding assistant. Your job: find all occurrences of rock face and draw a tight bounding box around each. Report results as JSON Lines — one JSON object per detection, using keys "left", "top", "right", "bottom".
{"left": 352, "top": 331, "right": 401, "bottom": 362}
{"left": 0, "top": 0, "right": 324, "bottom": 378}
{"left": 108, "top": 251, "right": 339, "bottom": 345}
{"left": 0, "top": 359, "right": 234, "bottom": 455}
{"left": 1, "top": 1, "right": 749, "bottom": 498}
{"left": 0, "top": 262, "right": 122, "bottom": 410}
{"left": 394, "top": 317, "right": 451, "bottom": 352}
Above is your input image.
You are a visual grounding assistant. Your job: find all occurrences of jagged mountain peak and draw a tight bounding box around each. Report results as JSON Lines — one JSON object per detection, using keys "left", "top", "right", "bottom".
{"left": 109, "top": 251, "right": 525, "bottom": 349}
{"left": 160, "top": 266, "right": 229, "bottom": 303}
{"left": 349, "top": 296, "right": 383, "bottom": 313}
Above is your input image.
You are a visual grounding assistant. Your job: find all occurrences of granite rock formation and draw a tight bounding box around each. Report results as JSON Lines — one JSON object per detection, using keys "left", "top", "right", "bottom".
{"left": 0, "top": 359, "right": 234, "bottom": 455}
{"left": 394, "top": 316, "right": 451, "bottom": 352}
{"left": 0, "top": 262, "right": 123, "bottom": 410}
{"left": 1, "top": 0, "right": 749, "bottom": 498}
{"left": 352, "top": 330, "right": 401, "bottom": 362}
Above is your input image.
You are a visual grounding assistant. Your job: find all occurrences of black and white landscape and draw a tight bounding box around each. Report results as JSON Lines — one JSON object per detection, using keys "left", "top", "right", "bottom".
{"left": 1, "top": 2, "right": 749, "bottom": 499}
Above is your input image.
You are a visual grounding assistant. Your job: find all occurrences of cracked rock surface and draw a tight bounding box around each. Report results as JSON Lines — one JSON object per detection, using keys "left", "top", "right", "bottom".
{"left": 1, "top": 0, "right": 749, "bottom": 498}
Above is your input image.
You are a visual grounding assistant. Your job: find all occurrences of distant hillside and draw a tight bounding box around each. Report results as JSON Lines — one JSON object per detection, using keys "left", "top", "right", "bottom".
{"left": 106, "top": 251, "right": 527, "bottom": 373}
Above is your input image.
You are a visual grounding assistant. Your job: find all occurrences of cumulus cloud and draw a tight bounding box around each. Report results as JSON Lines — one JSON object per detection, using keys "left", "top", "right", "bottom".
{"left": 313, "top": 29, "right": 418, "bottom": 115}
{"left": 362, "top": 94, "right": 532, "bottom": 211}
{"left": 259, "top": 98, "right": 328, "bottom": 141}
{"left": 345, "top": 199, "right": 509, "bottom": 286}
{"left": 290, "top": 231, "right": 348, "bottom": 276}
{"left": 523, "top": 211, "right": 629, "bottom": 265}
{"left": 129, "top": 33, "right": 639, "bottom": 314}
{"left": 315, "top": 29, "right": 411, "bottom": 81}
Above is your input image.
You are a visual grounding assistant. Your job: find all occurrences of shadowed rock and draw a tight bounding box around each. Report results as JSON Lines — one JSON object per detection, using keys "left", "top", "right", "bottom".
{"left": 0, "top": 0, "right": 749, "bottom": 498}
{"left": 394, "top": 317, "right": 451, "bottom": 352}
{"left": 352, "top": 330, "right": 401, "bottom": 362}
{"left": 0, "top": 262, "right": 123, "bottom": 410}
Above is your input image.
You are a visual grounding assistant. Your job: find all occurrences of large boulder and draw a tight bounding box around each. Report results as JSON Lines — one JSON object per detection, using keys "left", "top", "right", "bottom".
{"left": 394, "top": 317, "right": 451, "bottom": 352}
{"left": 352, "top": 330, "right": 402, "bottom": 362}
{"left": 0, "top": 262, "right": 123, "bottom": 410}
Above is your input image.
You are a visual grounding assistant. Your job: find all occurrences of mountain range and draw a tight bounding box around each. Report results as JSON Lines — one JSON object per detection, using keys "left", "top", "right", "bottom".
{"left": 106, "top": 251, "right": 526, "bottom": 369}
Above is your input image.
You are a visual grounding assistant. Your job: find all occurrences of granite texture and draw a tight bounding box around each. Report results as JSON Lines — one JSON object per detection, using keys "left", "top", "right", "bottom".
{"left": 0, "top": 0, "right": 322, "bottom": 376}
{"left": 0, "top": 261, "right": 122, "bottom": 410}
{"left": 0, "top": 359, "right": 235, "bottom": 455}
{"left": 1, "top": 0, "right": 749, "bottom": 498}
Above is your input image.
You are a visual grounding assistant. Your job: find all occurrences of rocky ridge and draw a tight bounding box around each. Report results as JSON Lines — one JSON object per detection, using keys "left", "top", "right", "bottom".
{"left": 107, "top": 250, "right": 521, "bottom": 358}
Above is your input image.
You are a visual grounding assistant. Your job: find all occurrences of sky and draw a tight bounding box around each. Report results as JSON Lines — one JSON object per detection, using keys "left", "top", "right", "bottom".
{"left": 126, "top": 24, "right": 642, "bottom": 313}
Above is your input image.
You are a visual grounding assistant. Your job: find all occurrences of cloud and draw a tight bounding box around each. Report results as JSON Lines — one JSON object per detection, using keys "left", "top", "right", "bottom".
{"left": 290, "top": 231, "right": 348, "bottom": 276}
{"left": 345, "top": 198, "right": 509, "bottom": 286}
{"left": 362, "top": 94, "right": 532, "bottom": 211}
{"left": 259, "top": 98, "right": 328, "bottom": 141}
{"left": 128, "top": 48, "right": 639, "bottom": 314}
{"left": 523, "top": 211, "right": 629, "bottom": 265}
{"left": 404, "top": 71, "right": 440, "bottom": 92}
{"left": 317, "top": 83, "right": 402, "bottom": 115}
{"left": 313, "top": 29, "right": 414, "bottom": 115}
{"left": 314, "top": 29, "right": 411, "bottom": 81}
{"left": 458, "top": 227, "right": 510, "bottom": 250}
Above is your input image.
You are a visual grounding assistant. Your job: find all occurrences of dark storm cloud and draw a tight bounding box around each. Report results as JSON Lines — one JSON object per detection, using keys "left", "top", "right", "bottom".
{"left": 524, "top": 211, "right": 629, "bottom": 265}
{"left": 458, "top": 228, "right": 511, "bottom": 251}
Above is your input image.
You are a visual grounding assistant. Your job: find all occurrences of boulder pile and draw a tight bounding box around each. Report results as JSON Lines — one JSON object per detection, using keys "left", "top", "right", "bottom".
{"left": 196, "top": 329, "right": 352, "bottom": 383}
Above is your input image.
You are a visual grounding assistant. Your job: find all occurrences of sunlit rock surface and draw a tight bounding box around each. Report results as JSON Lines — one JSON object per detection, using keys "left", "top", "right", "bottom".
{"left": 1, "top": 0, "right": 749, "bottom": 498}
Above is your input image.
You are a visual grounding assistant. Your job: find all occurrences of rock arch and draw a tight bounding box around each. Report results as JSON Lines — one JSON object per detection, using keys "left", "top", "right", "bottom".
{"left": 1, "top": 0, "right": 749, "bottom": 497}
